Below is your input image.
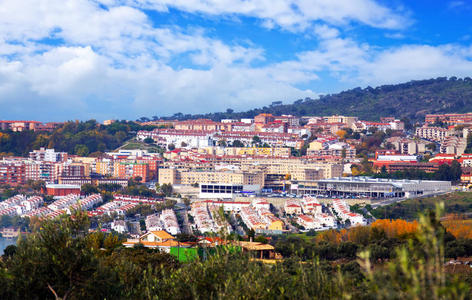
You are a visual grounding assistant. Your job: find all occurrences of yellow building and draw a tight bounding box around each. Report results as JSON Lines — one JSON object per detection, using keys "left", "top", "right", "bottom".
{"left": 324, "top": 115, "right": 358, "bottom": 127}
{"left": 95, "top": 160, "right": 114, "bottom": 176}
{"left": 158, "top": 168, "right": 265, "bottom": 187}
{"left": 238, "top": 158, "right": 343, "bottom": 181}
{"left": 267, "top": 218, "right": 284, "bottom": 231}
{"left": 308, "top": 141, "right": 325, "bottom": 151}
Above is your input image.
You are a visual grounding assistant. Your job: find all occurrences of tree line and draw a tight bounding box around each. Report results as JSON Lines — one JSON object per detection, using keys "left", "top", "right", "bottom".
{"left": 0, "top": 120, "right": 156, "bottom": 157}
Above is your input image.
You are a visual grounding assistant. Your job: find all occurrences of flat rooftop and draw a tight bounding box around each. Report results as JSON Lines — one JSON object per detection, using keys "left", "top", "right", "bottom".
{"left": 317, "top": 177, "right": 450, "bottom": 185}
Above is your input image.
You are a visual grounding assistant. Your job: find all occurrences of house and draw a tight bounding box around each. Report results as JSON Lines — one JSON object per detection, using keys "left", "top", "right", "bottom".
{"left": 284, "top": 202, "right": 302, "bottom": 215}
{"left": 265, "top": 215, "right": 284, "bottom": 231}
{"left": 111, "top": 220, "right": 128, "bottom": 234}
{"left": 123, "top": 230, "right": 189, "bottom": 252}
{"left": 297, "top": 214, "right": 319, "bottom": 230}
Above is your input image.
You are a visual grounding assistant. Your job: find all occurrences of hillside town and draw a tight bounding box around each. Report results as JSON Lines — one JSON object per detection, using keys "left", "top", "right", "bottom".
{"left": 1, "top": 112, "right": 472, "bottom": 250}
{"left": 4, "top": 2, "right": 472, "bottom": 297}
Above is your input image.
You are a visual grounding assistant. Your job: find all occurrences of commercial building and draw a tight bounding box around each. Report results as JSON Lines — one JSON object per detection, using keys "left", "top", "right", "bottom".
{"left": 314, "top": 177, "right": 451, "bottom": 198}
{"left": 199, "top": 183, "right": 260, "bottom": 198}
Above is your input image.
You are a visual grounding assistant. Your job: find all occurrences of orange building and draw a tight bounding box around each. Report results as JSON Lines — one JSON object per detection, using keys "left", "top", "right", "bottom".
{"left": 133, "top": 163, "right": 150, "bottom": 182}
{"left": 45, "top": 184, "right": 81, "bottom": 196}
{"left": 113, "top": 162, "right": 150, "bottom": 182}
{"left": 254, "top": 113, "right": 275, "bottom": 125}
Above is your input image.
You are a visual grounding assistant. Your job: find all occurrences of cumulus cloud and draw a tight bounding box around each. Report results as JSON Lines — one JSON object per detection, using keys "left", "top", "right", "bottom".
{"left": 116, "top": 0, "right": 410, "bottom": 30}
{"left": 0, "top": 0, "right": 471, "bottom": 121}
{"left": 275, "top": 31, "right": 472, "bottom": 86}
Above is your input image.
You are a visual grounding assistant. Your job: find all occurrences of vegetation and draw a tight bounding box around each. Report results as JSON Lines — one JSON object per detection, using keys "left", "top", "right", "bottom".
{"left": 370, "top": 192, "right": 472, "bottom": 220}
{"left": 156, "top": 77, "right": 472, "bottom": 123}
{"left": 0, "top": 120, "right": 156, "bottom": 157}
{"left": 372, "top": 160, "right": 462, "bottom": 182}
{"left": 1, "top": 204, "right": 471, "bottom": 299}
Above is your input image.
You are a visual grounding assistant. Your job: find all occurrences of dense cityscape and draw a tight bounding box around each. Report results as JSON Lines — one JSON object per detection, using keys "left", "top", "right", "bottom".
{"left": 3, "top": 0, "right": 472, "bottom": 298}
{"left": 1, "top": 113, "right": 467, "bottom": 235}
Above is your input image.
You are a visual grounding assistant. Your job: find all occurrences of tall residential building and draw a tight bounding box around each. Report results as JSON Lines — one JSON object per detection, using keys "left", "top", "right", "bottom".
{"left": 29, "top": 148, "right": 67, "bottom": 162}
{"left": 0, "top": 162, "right": 26, "bottom": 185}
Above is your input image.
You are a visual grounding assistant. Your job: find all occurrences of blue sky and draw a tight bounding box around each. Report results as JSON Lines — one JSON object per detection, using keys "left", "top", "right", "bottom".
{"left": 0, "top": 0, "right": 472, "bottom": 121}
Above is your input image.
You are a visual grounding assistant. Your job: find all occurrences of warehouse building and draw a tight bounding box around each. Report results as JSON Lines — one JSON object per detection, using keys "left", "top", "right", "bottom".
{"left": 312, "top": 177, "right": 451, "bottom": 198}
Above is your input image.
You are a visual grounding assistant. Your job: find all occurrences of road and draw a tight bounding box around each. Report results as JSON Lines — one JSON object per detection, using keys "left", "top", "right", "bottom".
{"left": 371, "top": 191, "right": 453, "bottom": 208}
{"left": 229, "top": 212, "right": 246, "bottom": 236}
{"left": 176, "top": 208, "right": 192, "bottom": 234}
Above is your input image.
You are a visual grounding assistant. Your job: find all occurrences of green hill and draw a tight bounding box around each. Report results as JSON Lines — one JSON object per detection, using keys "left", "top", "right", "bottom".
{"left": 158, "top": 77, "right": 472, "bottom": 122}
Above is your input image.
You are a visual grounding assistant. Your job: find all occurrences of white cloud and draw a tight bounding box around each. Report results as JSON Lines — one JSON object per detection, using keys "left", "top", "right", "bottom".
{"left": 360, "top": 44, "right": 472, "bottom": 84}
{"left": 276, "top": 31, "right": 472, "bottom": 86}
{"left": 117, "top": 0, "right": 409, "bottom": 30}
{"left": 1, "top": 0, "right": 472, "bottom": 122}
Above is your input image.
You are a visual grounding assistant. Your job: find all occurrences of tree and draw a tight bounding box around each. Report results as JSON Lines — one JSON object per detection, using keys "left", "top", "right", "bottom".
{"left": 252, "top": 136, "right": 261, "bottom": 145}
{"left": 81, "top": 183, "right": 99, "bottom": 195}
{"left": 426, "top": 143, "right": 437, "bottom": 152}
{"left": 380, "top": 165, "right": 388, "bottom": 175}
{"left": 168, "top": 144, "right": 175, "bottom": 151}
{"left": 232, "top": 140, "right": 244, "bottom": 147}
{"left": 29, "top": 180, "right": 46, "bottom": 192}
{"left": 6, "top": 211, "right": 119, "bottom": 300}
{"left": 450, "top": 160, "right": 462, "bottom": 181}
{"left": 465, "top": 134, "right": 472, "bottom": 154}
{"left": 368, "top": 127, "right": 378, "bottom": 134}
{"left": 336, "top": 130, "right": 347, "bottom": 140}
{"left": 74, "top": 144, "right": 90, "bottom": 156}
{"left": 160, "top": 183, "right": 173, "bottom": 197}
{"left": 143, "top": 137, "right": 154, "bottom": 144}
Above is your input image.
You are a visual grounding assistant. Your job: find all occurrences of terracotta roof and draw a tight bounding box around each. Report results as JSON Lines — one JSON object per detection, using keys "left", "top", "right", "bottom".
{"left": 236, "top": 241, "right": 275, "bottom": 251}
{"left": 150, "top": 230, "right": 175, "bottom": 240}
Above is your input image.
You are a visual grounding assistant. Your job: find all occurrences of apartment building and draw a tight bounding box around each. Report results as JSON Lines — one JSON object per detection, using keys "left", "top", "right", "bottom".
{"left": 323, "top": 115, "right": 359, "bottom": 127}
{"left": 275, "top": 115, "right": 300, "bottom": 126}
{"left": 425, "top": 113, "right": 472, "bottom": 125}
{"left": 174, "top": 119, "right": 231, "bottom": 131}
{"left": 29, "top": 148, "right": 67, "bottom": 162}
{"left": 254, "top": 113, "right": 275, "bottom": 125}
{"left": 0, "top": 162, "right": 26, "bottom": 185}
{"left": 416, "top": 126, "right": 449, "bottom": 141}
{"left": 307, "top": 142, "right": 357, "bottom": 158}
{"left": 158, "top": 168, "right": 265, "bottom": 186}
{"left": 114, "top": 162, "right": 150, "bottom": 182}
{"left": 0, "top": 120, "right": 42, "bottom": 131}
{"left": 238, "top": 158, "right": 343, "bottom": 180}
{"left": 439, "top": 136, "right": 467, "bottom": 155}
{"left": 386, "top": 137, "right": 428, "bottom": 155}
{"left": 137, "top": 129, "right": 215, "bottom": 149}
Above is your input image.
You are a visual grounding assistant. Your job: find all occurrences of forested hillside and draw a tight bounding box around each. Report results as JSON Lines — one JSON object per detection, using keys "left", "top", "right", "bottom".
{"left": 159, "top": 77, "right": 472, "bottom": 122}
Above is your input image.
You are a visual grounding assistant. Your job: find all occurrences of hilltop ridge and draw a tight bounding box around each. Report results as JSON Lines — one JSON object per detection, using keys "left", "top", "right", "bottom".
{"left": 155, "top": 77, "right": 472, "bottom": 122}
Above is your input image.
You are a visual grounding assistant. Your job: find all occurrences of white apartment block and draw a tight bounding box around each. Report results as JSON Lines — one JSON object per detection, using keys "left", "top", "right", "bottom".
{"left": 416, "top": 126, "right": 449, "bottom": 142}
